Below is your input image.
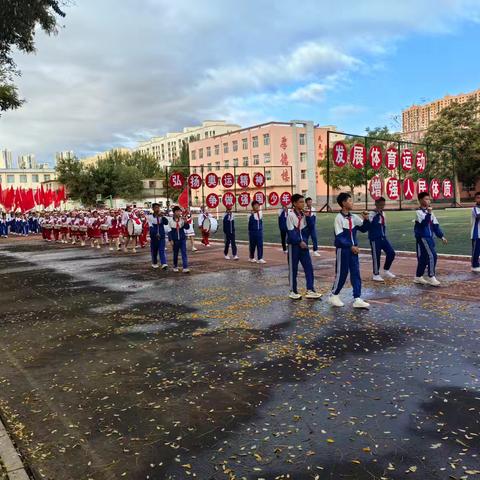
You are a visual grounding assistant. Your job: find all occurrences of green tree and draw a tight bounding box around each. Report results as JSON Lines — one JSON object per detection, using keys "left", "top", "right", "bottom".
{"left": 0, "top": 0, "right": 66, "bottom": 114}
{"left": 423, "top": 99, "right": 480, "bottom": 186}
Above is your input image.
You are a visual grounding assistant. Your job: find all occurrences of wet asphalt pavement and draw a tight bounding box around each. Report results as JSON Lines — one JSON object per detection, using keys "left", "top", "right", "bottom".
{"left": 0, "top": 239, "right": 479, "bottom": 480}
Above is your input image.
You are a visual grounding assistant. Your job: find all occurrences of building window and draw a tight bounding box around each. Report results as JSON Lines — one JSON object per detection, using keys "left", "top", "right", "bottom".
{"left": 224, "top": 160, "right": 230, "bottom": 168}
{"left": 20, "top": 175, "right": 27, "bottom": 183}
{"left": 233, "top": 158, "right": 239, "bottom": 167}
{"left": 301, "top": 170, "right": 306, "bottom": 179}
{"left": 191, "top": 150, "right": 196, "bottom": 160}
{"left": 242, "top": 138, "right": 248, "bottom": 150}
{"left": 207, "top": 163, "right": 212, "bottom": 172}
{"left": 302, "top": 189, "right": 308, "bottom": 196}
{"left": 214, "top": 144, "right": 220, "bottom": 155}
{"left": 205, "top": 132, "right": 209, "bottom": 138}
{"left": 252, "top": 136, "right": 259, "bottom": 148}
{"left": 253, "top": 154, "right": 259, "bottom": 165}
{"left": 199, "top": 148, "right": 204, "bottom": 159}
{"left": 300, "top": 152, "right": 307, "bottom": 162}
{"left": 232, "top": 140, "right": 238, "bottom": 152}
{"left": 215, "top": 161, "right": 221, "bottom": 171}
{"left": 149, "top": 181, "right": 156, "bottom": 188}
{"left": 32, "top": 174, "right": 39, "bottom": 183}
{"left": 44, "top": 175, "right": 51, "bottom": 181}
{"left": 263, "top": 133, "right": 270, "bottom": 146}
{"left": 265, "top": 170, "right": 271, "bottom": 181}
{"left": 7, "top": 175, "right": 14, "bottom": 183}
{"left": 223, "top": 142, "right": 229, "bottom": 154}
{"left": 264, "top": 153, "right": 270, "bottom": 163}
{"left": 299, "top": 133, "right": 305, "bottom": 145}
{"left": 206, "top": 146, "right": 211, "bottom": 157}
{"left": 242, "top": 157, "right": 249, "bottom": 167}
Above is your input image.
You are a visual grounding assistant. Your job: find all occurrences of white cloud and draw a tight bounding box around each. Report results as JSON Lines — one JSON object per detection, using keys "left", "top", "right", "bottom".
{"left": 0, "top": 0, "right": 479, "bottom": 162}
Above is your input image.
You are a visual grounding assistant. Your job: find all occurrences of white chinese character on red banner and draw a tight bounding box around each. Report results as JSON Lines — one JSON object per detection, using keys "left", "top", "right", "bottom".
{"left": 268, "top": 191, "right": 279, "bottom": 206}
{"left": 385, "top": 147, "right": 398, "bottom": 170}
{"left": 369, "top": 146, "right": 383, "bottom": 170}
{"left": 222, "top": 192, "right": 236, "bottom": 208}
{"left": 369, "top": 175, "right": 383, "bottom": 200}
{"left": 415, "top": 150, "right": 427, "bottom": 173}
{"left": 254, "top": 191, "right": 265, "bottom": 205}
{"left": 253, "top": 172, "right": 265, "bottom": 188}
{"left": 442, "top": 179, "right": 453, "bottom": 198}
{"left": 169, "top": 172, "right": 185, "bottom": 189}
{"left": 237, "top": 173, "right": 250, "bottom": 188}
{"left": 221, "top": 173, "right": 234, "bottom": 188}
{"left": 205, "top": 172, "right": 218, "bottom": 188}
{"left": 238, "top": 192, "right": 250, "bottom": 207}
{"left": 430, "top": 178, "right": 441, "bottom": 200}
{"left": 206, "top": 193, "right": 219, "bottom": 209}
{"left": 386, "top": 177, "right": 400, "bottom": 200}
{"left": 417, "top": 178, "right": 428, "bottom": 193}
{"left": 403, "top": 177, "right": 415, "bottom": 200}
{"left": 188, "top": 173, "right": 202, "bottom": 190}
{"left": 350, "top": 144, "right": 366, "bottom": 169}
{"left": 401, "top": 149, "right": 413, "bottom": 171}
{"left": 333, "top": 141, "right": 347, "bottom": 167}
{"left": 280, "top": 192, "right": 292, "bottom": 206}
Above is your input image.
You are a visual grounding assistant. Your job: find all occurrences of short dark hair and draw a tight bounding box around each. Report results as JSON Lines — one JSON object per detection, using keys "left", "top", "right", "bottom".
{"left": 475, "top": 191, "right": 480, "bottom": 197}
{"left": 305, "top": 197, "right": 312, "bottom": 202}
{"left": 172, "top": 206, "right": 181, "bottom": 213}
{"left": 418, "top": 192, "right": 429, "bottom": 200}
{"left": 337, "top": 192, "right": 351, "bottom": 207}
{"left": 251, "top": 200, "right": 260, "bottom": 207}
{"left": 291, "top": 193, "right": 304, "bottom": 204}
{"left": 152, "top": 203, "right": 160, "bottom": 208}
{"left": 375, "top": 197, "right": 386, "bottom": 203}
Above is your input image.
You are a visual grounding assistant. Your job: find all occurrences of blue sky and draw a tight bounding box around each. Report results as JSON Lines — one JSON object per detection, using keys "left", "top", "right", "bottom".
{"left": 1, "top": 0, "right": 480, "bottom": 164}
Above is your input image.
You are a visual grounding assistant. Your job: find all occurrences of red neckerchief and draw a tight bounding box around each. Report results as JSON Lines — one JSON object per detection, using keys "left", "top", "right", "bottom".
{"left": 293, "top": 208, "right": 304, "bottom": 230}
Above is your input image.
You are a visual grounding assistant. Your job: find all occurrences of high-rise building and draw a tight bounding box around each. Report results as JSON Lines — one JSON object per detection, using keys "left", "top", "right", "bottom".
{"left": 79, "top": 147, "right": 132, "bottom": 167}
{"left": 56, "top": 151, "right": 75, "bottom": 162}
{"left": 136, "top": 120, "right": 241, "bottom": 168}
{"left": 18, "top": 154, "right": 37, "bottom": 169}
{"left": 0, "top": 149, "right": 13, "bottom": 169}
{"left": 402, "top": 87, "right": 480, "bottom": 142}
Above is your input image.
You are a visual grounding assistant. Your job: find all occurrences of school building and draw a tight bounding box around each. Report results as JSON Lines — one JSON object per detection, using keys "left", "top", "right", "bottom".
{"left": 188, "top": 120, "right": 337, "bottom": 207}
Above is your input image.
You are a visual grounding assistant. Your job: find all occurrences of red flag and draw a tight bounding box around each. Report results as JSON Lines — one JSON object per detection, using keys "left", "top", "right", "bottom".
{"left": 14, "top": 188, "right": 22, "bottom": 212}
{"left": 4, "top": 187, "right": 15, "bottom": 211}
{"left": 178, "top": 187, "right": 189, "bottom": 209}
{"left": 0, "top": 184, "right": 3, "bottom": 208}
{"left": 23, "top": 188, "right": 36, "bottom": 212}
{"left": 54, "top": 189, "right": 61, "bottom": 208}
{"left": 44, "top": 188, "right": 53, "bottom": 208}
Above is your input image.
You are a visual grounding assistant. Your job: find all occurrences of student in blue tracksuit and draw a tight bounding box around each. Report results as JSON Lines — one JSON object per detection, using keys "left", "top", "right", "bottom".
{"left": 248, "top": 201, "right": 265, "bottom": 263}
{"left": 414, "top": 192, "right": 448, "bottom": 286}
{"left": 472, "top": 192, "right": 480, "bottom": 273}
{"left": 305, "top": 197, "right": 321, "bottom": 257}
{"left": 368, "top": 197, "right": 396, "bottom": 282}
{"left": 328, "top": 192, "right": 371, "bottom": 309}
{"left": 278, "top": 205, "right": 289, "bottom": 253}
{"left": 223, "top": 207, "right": 238, "bottom": 260}
{"left": 286, "top": 194, "right": 322, "bottom": 300}
{"left": 148, "top": 203, "right": 170, "bottom": 270}
{"left": 0, "top": 213, "right": 8, "bottom": 238}
{"left": 168, "top": 206, "right": 191, "bottom": 273}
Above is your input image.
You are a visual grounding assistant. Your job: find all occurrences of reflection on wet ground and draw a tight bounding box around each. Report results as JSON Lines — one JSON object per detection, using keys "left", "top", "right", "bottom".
{"left": 0, "top": 241, "right": 479, "bottom": 479}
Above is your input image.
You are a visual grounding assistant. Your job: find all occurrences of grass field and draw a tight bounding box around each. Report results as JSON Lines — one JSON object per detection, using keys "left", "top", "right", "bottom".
{"left": 226, "top": 208, "right": 473, "bottom": 256}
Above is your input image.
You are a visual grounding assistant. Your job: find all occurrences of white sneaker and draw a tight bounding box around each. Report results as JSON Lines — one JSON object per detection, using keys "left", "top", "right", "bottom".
{"left": 383, "top": 270, "right": 396, "bottom": 279}
{"left": 132, "top": 248, "right": 137, "bottom": 254}
{"left": 313, "top": 251, "right": 321, "bottom": 257}
{"left": 289, "top": 291, "right": 302, "bottom": 300}
{"left": 413, "top": 276, "right": 428, "bottom": 285}
{"left": 96, "top": 245, "right": 101, "bottom": 249}
{"left": 305, "top": 290, "right": 322, "bottom": 299}
{"left": 472, "top": 267, "right": 480, "bottom": 273}
{"left": 425, "top": 276, "right": 441, "bottom": 287}
{"left": 249, "top": 258, "right": 257, "bottom": 263}
{"left": 257, "top": 259, "right": 266, "bottom": 264}
{"left": 161, "top": 264, "right": 168, "bottom": 270}
{"left": 152, "top": 264, "right": 159, "bottom": 269}
{"left": 206, "top": 244, "right": 211, "bottom": 248}
{"left": 109, "top": 247, "right": 114, "bottom": 251}
{"left": 183, "top": 268, "right": 190, "bottom": 273}
{"left": 353, "top": 298, "right": 370, "bottom": 309}
{"left": 328, "top": 294, "right": 345, "bottom": 307}
{"left": 372, "top": 274, "right": 384, "bottom": 282}
{"left": 173, "top": 267, "right": 179, "bottom": 272}
{"left": 224, "top": 255, "right": 231, "bottom": 260}
{"left": 192, "top": 247, "right": 198, "bottom": 252}
{"left": 233, "top": 256, "right": 239, "bottom": 260}
{"left": 283, "top": 250, "right": 288, "bottom": 254}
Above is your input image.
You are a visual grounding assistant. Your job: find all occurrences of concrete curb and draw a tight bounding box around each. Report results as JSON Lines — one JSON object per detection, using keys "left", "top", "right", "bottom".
{"left": 0, "top": 417, "right": 30, "bottom": 480}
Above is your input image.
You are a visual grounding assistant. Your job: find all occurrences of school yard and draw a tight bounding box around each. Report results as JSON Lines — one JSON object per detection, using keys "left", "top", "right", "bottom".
{"left": 233, "top": 207, "right": 474, "bottom": 256}
{"left": 0, "top": 236, "right": 479, "bottom": 480}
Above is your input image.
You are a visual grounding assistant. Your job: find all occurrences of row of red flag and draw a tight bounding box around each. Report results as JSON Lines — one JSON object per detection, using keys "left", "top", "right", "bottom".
{"left": 0, "top": 186, "right": 67, "bottom": 212}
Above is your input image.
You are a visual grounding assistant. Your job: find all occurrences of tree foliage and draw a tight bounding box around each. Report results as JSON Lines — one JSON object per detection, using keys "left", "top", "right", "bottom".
{"left": 56, "top": 150, "right": 161, "bottom": 206}
{"left": 0, "top": 0, "right": 66, "bottom": 114}
{"left": 423, "top": 99, "right": 480, "bottom": 186}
